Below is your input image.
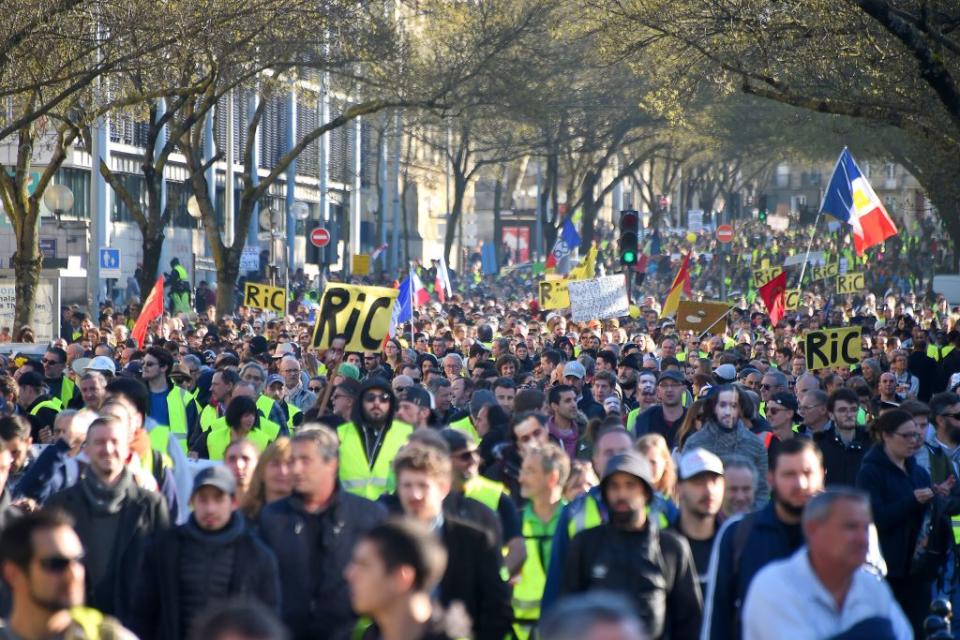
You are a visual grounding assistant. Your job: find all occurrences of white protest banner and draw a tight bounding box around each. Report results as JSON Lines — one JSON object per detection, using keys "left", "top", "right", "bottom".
{"left": 0, "top": 281, "right": 56, "bottom": 343}
{"left": 784, "top": 251, "right": 825, "bottom": 268}
{"left": 568, "top": 274, "right": 629, "bottom": 322}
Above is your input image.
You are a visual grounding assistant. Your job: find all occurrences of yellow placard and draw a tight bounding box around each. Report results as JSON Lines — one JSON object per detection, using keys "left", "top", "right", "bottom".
{"left": 243, "top": 282, "right": 286, "bottom": 314}
{"left": 753, "top": 267, "right": 781, "bottom": 288}
{"left": 311, "top": 284, "right": 399, "bottom": 351}
{"left": 352, "top": 254, "right": 371, "bottom": 276}
{"left": 836, "top": 272, "right": 865, "bottom": 294}
{"left": 538, "top": 279, "right": 570, "bottom": 310}
{"left": 809, "top": 262, "right": 839, "bottom": 282}
{"left": 785, "top": 289, "right": 802, "bottom": 311}
{"left": 675, "top": 301, "right": 731, "bottom": 335}
{"left": 804, "top": 326, "right": 862, "bottom": 371}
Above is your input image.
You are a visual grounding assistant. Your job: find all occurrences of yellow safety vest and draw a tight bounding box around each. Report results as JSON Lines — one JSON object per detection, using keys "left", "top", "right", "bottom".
{"left": 59, "top": 377, "right": 76, "bottom": 408}
{"left": 206, "top": 419, "right": 280, "bottom": 461}
{"left": 257, "top": 395, "right": 276, "bottom": 421}
{"left": 148, "top": 387, "right": 190, "bottom": 455}
{"left": 199, "top": 404, "right": 220, "bottom": 432}
{"left": 287, "top": 402, "right": 301, "bottom": 433}
{"left": 464, "top": 475, "right": 508, "bottom": 511}
{"left": 513, "top": 504, "right": 563, "bottom": 640}
{"left": 567, "top": 492, "right": 604, "bottom": 538}
{"left": 337, "top": 421, "right": 413, "bottom": 500}
{"left": 450, "top": 415, "right": 479, "bottom": 441}
{"left": 626, "top": 407, "right": 641, "bottom": 434}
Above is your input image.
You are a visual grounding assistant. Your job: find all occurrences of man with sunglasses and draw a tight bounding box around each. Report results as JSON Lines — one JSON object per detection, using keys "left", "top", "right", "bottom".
{"left": 916, "top": 392, "right": 960, "bottom": 484}
{"left": 41, "top": 348, "right": 79, "bottom": 410}
{"left": 337, "top": 378, "right": 413, "bottom": 501}
{"left": 0, "top": 510, "right": 137, "bottom": 640}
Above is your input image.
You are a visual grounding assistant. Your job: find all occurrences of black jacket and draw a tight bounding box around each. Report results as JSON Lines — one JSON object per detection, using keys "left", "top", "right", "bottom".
{"left": 813, "top": 425, "right": 871, "bottom": 486}
{"left": 46, "top": 474, "right": 170, "bottom": 620}
{"left": 562, "top": 520, "right": 702, "bottom": 640}
{"left": 438, "top": 517, "right": 513, "bottom": 640}
{"left": 258, "top": 489, "right": 386, "bottom": 640}
{"left": 130, "top": 513, "right": 280, "bottom": 640}
{"left": 856, "top": 444, "right": 931, "bottom": 577}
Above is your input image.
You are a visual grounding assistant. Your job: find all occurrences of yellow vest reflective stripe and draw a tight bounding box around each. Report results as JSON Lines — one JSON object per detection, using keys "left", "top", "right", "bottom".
{"left": 206, "top": 421, "right": 277, "bottom": 461}
{"left": 568, "top": 493, "right": 603, "bottom": 538}
{"left": 464, "top": 475, "right": 508, "bottom": 511}
{"left": 148, "top": 388, "right": 189, "bottom": 455}
{"left": 173, "top": 264, "right": 189, "bottom": 282}
{"left": 69, "top": 606, "right": 106, "bottom": 638}
{"left": 513, "top": 506, "right": 560, "bottom": 640}
{"left": 30, "top": 397, "right": 63, "bottom": 416}
{"left": 450, "top": 415, "right": 479, "bottom": 441}
{"left": 337, "top": 421, "right": 414, "bottom": 500}
{"left": 59, "top": 377, "right": 76, "bottom": 407}
{"left": 953, "top": 515, "right": 960, "bottom": 545}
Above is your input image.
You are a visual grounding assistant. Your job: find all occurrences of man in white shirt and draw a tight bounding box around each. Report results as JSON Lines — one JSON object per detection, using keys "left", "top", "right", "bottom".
{"left": 742, "top": 488, "right": 911, "bottom": 640}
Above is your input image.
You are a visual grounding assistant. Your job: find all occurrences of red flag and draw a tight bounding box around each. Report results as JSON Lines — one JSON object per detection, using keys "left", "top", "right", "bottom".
{"left": 131, "top": 276, "right": 164, "bottom": 348}
{"left": 758, "top": 271, "right": 787, "bottom": 326}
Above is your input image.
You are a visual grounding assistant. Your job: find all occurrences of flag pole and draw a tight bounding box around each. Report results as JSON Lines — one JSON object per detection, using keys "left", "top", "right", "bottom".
{"left": 795, "top": 211, "right": 823, "bottom": 290}
{"left": 408, "top": 262, "right": 415, "bottom": 349}
{"left": 697, "top": 306, "right": 737, "bottom": 341}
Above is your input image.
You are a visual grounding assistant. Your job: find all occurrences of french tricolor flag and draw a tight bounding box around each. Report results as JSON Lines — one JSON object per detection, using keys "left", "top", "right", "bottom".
{"left": 820, "top": 148, "right": 898, "bottom": 255}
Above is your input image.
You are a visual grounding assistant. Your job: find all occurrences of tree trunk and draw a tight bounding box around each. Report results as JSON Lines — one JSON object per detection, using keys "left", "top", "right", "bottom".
{"left": 579, "top": 170, "right": 600, "bottom": 250}
{"left": 215, "top": 260, "right": 240, "bottom": 315}
{"left": 12, "top": 208, "right": 41, "bottom": 332}
{"left": 443, "top": 170, "right": 468, "bottom": 265}
{"left": 140, "top": 226, "right": 165, "bottom": 297}
{"left": 493, "top": 167, "right": 505, "bottom": 266}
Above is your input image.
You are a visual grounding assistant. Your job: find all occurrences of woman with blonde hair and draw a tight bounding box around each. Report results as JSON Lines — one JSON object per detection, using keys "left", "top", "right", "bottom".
{"left": 241, "top": 437, "right": 293, "bottom": 521}
{"left": 635, "top": 433, "right": 679, "bottom": 526}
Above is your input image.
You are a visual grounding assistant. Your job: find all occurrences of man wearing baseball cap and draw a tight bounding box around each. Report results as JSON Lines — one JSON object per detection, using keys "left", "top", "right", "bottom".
{"left": 561, "top": 451, "right": 702, "bottom": 638}
{"left": 672, "top": 449, "right": 725, "bottom": 595}
{"left": 130, "top": 465, "right": 280, "bottom": 639}
{"left": 562, "top": 360, "right": 604, "bottom": 420}
{"left": 396, "top": 386, "right": 433, "bottom": 429}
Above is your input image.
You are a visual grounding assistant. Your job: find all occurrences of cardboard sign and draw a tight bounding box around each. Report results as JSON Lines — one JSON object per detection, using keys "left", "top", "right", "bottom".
{"left": 809, "top": 262, "right": 839, "bottom": 282}
{"left": 836, "top": 272, "right": 865, "bottom": 294}
{"left": 352, "top": 254, "right": 371, "bottom": 276}
{"left": 804, "top": 326, "right": 862, "bottom": 371}
{"left": 785, "top": 289, "right": 802, "bottom": 311}
{"left": 538, "top": 279, "right": 570, "bottom": 310}
{"left": 676, "top": 301, "right": 731, "bottom": 335}
{"left": 753, "top": 267, "right": 782, "bottom": 288}
{"left": 311, "top": 284, "right": 399, "bottom": 351}
{"left": 243, "top": 282, "right": 286, "bottom": 313}
{"left": 567, "top": 275, "right": 629, "bottom": 322}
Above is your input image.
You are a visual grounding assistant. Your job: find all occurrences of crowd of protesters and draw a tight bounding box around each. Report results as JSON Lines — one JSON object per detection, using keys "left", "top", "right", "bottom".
{"left": 0, "top": 215, "right": 958, "bottom": 639}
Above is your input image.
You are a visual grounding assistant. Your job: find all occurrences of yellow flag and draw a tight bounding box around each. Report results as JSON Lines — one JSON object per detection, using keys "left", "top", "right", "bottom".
{"left": 568, "top": 247, "right": 597, "bottom": 280}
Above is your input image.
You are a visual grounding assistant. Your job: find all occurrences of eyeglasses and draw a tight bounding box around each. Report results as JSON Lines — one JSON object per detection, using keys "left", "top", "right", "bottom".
{"left": 799, "top": 404, "right": 823, "bottom": 412}
{"left": 41, "top": 359, "right": 61, "bottom": 366}
{"left": 893, "top": 431, "right": 923, "bottom": 441}
{"left": 308, "top": 386, "right": 323, "bottom": 393}
{"left": 759, "top": 384, "right": 774, "bottom": 390}
{"left": 940, "top": 412, "right": 960, "bottom": 421}
{"left": 37, "top": 553, "right": 84, "bottom": 573}
{"left": 394, "top": 386, "right": 410, "bottom": 393}
{"left": 363, "top": 392, "right": 391, "bottom": 403}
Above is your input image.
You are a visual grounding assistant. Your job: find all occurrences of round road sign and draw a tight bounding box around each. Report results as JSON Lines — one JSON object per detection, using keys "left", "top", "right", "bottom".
{"left": 716, "top": 224, "right": 734, "bottom": 243}
{"left": 310, "top": 227, "right": 331, "bottom": 248}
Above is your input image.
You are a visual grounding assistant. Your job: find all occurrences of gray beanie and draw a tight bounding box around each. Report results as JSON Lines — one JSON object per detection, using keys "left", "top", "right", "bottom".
{"left": 470, "top": 390, "right": 497, "bottom": 416}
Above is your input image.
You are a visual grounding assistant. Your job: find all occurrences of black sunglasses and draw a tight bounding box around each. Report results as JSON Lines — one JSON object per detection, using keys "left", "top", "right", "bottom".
{"left": 37, "top": 553, "right": 84, "bottom": 573}
{"left": 363, "top": 392, "right": 391, "bottom": 403}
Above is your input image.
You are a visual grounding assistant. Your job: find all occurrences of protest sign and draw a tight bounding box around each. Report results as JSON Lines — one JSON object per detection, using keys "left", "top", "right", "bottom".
{"left": 243, "top": 282, "right": 286, "bottom": 313}
{"left": 836, "top": 272, "right": 865, "bottom": 294}
{"left": 804, "top": 326, "right": 862, "bottom": 370}
{"left": 676, "top": 301, "right": 731, "bottom": 335}
{"left": 567, "top": 275, "right": 629, "bottom": 322}
{"left": 538, "top": 279, "right": 571, "bottom": 310}
{"left": 311, "top": 284, "right": 399, "bottom": 351}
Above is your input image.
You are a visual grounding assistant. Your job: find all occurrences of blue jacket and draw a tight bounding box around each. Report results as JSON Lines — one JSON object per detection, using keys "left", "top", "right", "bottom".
{"left": 856, "top": 444, "right": 930, "bottom": 578}
{"left": 701, "top": 502, "right": 804, "bottom": 640}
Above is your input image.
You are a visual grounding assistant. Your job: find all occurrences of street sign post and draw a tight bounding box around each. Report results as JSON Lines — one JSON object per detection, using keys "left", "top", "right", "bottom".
{"left": 716, "top": 224, "right": 734, "bottom": 244}
{"left": 99, "top": 248, "right": 120, "bottom": 279}
{"left": 310, "top": 228, "right": 331, "bottom": 248}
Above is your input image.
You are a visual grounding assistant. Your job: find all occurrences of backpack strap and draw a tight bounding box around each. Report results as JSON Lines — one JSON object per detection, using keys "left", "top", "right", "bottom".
{"left": 731, "top": 511, "right": 758, "bottom": 607}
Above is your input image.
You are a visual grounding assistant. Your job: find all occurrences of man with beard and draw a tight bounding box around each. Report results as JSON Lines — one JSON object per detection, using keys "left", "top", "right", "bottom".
{"left": 702, "top": 437, "right": 824, "bottom": 640}
{"left": 561, "top": 451, "right": 702, "bottom": 639}
{"left": 337, "top": 378, "right": 413, "bottom": 501}
{"left": 915, "top": 392, "right": 960, "bottom": 481}
{"left": 625, "top": 370, "right": 659, "bottom": 432}
{"left": 672, "top": 449, "right": 725, "bottom": 596}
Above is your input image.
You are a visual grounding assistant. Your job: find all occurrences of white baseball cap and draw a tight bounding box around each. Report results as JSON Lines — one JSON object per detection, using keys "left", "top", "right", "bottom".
{"left": 678, "top": 448, "right": 724, "bottom": 481}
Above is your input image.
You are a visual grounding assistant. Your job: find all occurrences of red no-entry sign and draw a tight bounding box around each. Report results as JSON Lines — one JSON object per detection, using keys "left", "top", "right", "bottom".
{"left": 310, "top": 227, "right": 331, "bottom": 248}
{"left": 716, "top": 224, "right": 734, "bottom": 243}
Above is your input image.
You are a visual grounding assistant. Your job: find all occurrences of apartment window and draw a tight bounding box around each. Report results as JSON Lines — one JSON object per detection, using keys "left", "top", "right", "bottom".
{"left": 110, "top": 173, "right": 144, "bottom": 222}
{"left": 885, "top": 163, "right": 896, "bottom": 180}
{"left": 53, "top": 168, "right": 90, "bottom": 219}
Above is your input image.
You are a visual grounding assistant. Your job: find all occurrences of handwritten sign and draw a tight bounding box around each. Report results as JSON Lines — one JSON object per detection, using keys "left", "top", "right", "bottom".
{"left": 567, "top": 275, "right": 629, "bottom": 322}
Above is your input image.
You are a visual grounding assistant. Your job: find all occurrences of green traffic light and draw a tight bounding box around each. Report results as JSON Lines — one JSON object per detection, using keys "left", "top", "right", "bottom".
{"left": 623, "top": 251, "right": 636, "bottom": 263}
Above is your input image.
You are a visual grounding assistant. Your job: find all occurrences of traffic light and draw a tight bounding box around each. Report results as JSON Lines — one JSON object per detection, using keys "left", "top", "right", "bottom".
{"left": 618, "top": 209, "right": 639, "bottom": 265}
{"left": 758, "top": 195, "right": 769, "bottom": 222}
